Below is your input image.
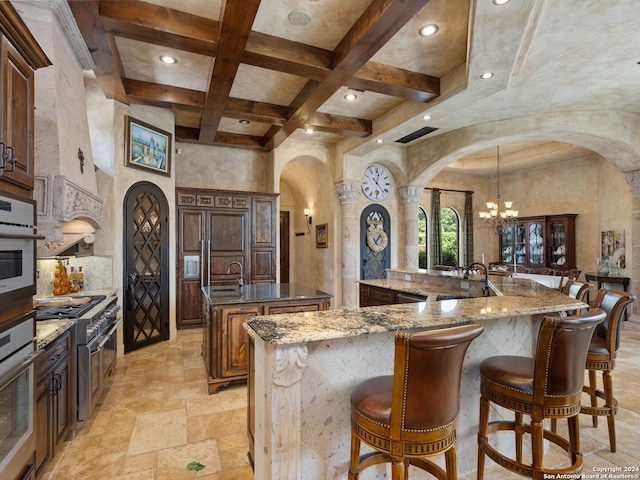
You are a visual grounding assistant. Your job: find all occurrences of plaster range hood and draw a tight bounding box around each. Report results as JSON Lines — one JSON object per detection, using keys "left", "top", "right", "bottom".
{"left": 15, "top": 1, "right": 104, "bottom": 257}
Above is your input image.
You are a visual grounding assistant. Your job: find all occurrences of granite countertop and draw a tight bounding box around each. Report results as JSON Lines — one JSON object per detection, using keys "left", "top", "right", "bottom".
{"left": 36, "top": 319, "right": 75, "bottom": 350}
{"left": 245, "top": 275, "right": 586, "bottom": 346}
{"left": 202, "top": 283, "right": 332, "bottom": 306}
{"left": 358, "top": 278, "right": 482, "bottom": 298}
{"left": 35, "top": 287, "right": 118, "bottom": 301}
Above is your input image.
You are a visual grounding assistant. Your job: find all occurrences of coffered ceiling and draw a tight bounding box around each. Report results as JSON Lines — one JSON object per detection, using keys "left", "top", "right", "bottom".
{"left": 67, "top": 0, "right": 469, "bottom": 150}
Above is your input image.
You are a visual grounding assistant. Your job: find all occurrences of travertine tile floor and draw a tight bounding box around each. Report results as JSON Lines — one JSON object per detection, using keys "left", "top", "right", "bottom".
{"left": 44, "top": 322, "right": 640, "bottom": 480}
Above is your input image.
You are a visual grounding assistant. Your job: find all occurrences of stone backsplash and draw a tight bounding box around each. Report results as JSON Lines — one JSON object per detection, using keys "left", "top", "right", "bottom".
{"left": 36, "top": 256, "right": 113, "bottom": 297}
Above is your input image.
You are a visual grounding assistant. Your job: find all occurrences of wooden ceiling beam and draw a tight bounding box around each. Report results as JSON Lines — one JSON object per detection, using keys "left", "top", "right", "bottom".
{"left": 67, "top": 0, "right": 128, "bottom": 104}
{"left": 265, "top": 0, "right": 430, "bottom": 149}
{"left": 176, "top": 126, "right": 266, "bottom": 149}
{"left": 307, "top": 112, "right": 372, "bottom": 137}
{"left": 350, "top": 61, "right": 439, "bottom": 101}
{"left": 123, "top": 78, "right": 204, "bottom": 110}
{"left": 98, "top": 0, "right": 217, "bottom": 43}
{"left": 198, "top": 0, "right": 262, "bottom": 142}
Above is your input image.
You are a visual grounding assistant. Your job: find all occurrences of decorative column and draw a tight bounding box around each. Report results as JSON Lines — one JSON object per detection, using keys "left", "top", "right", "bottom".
{"left": 625, "top": 170, "right": 640, "bottom": 318}
{"left": 399, "top": 186, "right": 424, "bottom": 270}
{"left": 336, "top": 181, "right": 361, "bottom": 308}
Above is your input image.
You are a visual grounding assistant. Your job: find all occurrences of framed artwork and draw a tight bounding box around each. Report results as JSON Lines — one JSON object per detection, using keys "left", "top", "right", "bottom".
{"left": 316, "top": 223, "right": 328, "bottom": 248}
{"left": 601, "top": 229, "right": 625, "bottom": 268}
{"left": 125, "top": 116, "right": 172, "bottom": 176}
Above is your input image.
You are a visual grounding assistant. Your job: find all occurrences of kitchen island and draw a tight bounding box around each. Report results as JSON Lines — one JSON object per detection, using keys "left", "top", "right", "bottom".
{"left": 244, "top": 272, "right": 587, "bottom": 479}
{"left": 200, "top": 283, "right": 332, "bottom": 394}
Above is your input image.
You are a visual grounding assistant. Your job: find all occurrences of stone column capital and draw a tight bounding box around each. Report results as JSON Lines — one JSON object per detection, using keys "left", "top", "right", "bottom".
{"left": 336, "top": 180, "right": 361, "bottom": 205}
{"left": 273, "top": 345, "right": 309, "bottom": 387}
{"left": 398, "top": 185, "right": 424, "bottom": 207}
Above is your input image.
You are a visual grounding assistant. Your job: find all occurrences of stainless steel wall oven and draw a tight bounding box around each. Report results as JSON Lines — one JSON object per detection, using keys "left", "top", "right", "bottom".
{"left": 0, "top": 314, "right": 38, "bottom": 480}
{"left": 0, "top": 191, "right": 37, "bottom": 308}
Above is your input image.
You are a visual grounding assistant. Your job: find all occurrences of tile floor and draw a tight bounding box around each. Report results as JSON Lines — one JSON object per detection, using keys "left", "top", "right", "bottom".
{"left": 43, "top": 322, "right": 640, "bottom": 480}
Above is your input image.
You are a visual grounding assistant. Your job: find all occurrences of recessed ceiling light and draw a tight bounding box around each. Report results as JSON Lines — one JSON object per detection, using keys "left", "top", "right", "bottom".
{"left": 305, "top": 128, "right": 314, "bottom": 134}
{"left": 239, "top": 119, "right": 250, "bottom": 124}
{"left": 423, "top": 114, "right": 432, "bottom": 120}
{"left": 289, "top": 10, "right": 312, "bottom": 26}
{"left": 344, "top": 92, "right": 358, "bottom": 101}
{"left": 493, "top": 0, "right": 511, "bottom": 5}
{"left": 159, "top": 55, "right": 177, "bottom": 64}
{"left": 418, "top": 24, "right": 439, "bottom": 37}
{"left": 480, "top": 72, "right": 494, "bottom": 79}
{"left": 376, "top": 139, "right": 383, "bottom": 144}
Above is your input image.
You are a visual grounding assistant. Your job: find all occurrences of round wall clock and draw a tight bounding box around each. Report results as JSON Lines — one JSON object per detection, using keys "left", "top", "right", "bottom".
{"left": 361, "top": 165, "right": 391, "bottom": 201}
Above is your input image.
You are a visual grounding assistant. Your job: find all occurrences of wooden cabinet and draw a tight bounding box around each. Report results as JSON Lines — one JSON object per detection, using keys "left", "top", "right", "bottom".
{"left": 201, "top": 294, "right": 330, "bottom": 394}
{"left": 359, "top": 284, "right": 426, "bottom": 307}
{"left": 499, "top": 214, "right": 577, "bottom": 271}
{"left": 0, "top": 3, "right": 50, "bottom": 195}
{"left": 35, "top": 330, "right": 71, "bottom": 479}
{"left": 176, "top": 188, "right": 278, "bottom": 329}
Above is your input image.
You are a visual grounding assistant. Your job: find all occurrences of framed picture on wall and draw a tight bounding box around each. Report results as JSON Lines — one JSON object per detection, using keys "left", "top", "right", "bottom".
{"left": 316, "top": 223, "right": 328, "bottom": 248}
{"left": 125, "top": 116, "right": 172, "bottom": 176}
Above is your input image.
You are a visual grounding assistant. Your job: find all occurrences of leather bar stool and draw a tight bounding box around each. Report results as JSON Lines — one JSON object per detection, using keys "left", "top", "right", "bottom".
{"left": 581, "top": 289, "right": 636, "bottom": 452}
{"left": 477, "top": 309, "right": 605, "bottom": 480}
{"left": 567, "top": 281, "right": 590, "bottom": 303}
{"left": 348, "top": 322, "right": 484, "bottom": 480}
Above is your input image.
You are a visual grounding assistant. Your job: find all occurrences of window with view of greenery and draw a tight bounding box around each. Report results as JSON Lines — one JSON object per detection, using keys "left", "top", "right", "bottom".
{"left": 418, "top": 207, "right": 427, "bottom": 268}
{"left": 440, "top": 207, "right": 459, "bottom": 266}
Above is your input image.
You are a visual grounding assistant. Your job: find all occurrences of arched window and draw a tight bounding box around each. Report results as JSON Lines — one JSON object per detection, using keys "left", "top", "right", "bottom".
{"left": 418, "top": 207, "right": 427, "bottom": 269}
{"left": 440, "top": 207, "right": 459, "bottom": 266}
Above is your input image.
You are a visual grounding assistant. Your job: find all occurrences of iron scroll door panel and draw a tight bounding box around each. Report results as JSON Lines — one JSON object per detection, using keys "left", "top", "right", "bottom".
{"left": 124, "top": 182, "right": 169, "bottom": 353}
{"left": 360, "top": 204, "right": 391, "bottom": 280}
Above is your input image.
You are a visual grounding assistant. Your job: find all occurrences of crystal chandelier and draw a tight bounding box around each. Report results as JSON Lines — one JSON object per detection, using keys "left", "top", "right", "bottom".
{"left": 478, "top": 146, "right": 518, "bottom": 233}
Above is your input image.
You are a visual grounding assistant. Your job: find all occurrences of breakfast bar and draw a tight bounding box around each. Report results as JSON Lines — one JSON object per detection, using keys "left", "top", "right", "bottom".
{"left": 244, "top": 273, "right": 587, "bottom": 479}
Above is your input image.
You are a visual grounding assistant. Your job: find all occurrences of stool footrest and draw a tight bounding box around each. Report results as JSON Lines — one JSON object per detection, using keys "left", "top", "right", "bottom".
{"left": 479, "top": 420, "right": 583, "bottom": 478}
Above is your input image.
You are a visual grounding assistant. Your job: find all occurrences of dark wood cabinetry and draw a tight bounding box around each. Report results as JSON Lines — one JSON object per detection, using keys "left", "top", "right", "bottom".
{"left": 359, "top": 284, "right": 426, "bottom": 307}
{"left": 202, "top": 293, "right": 330, "bottom": 394}
{"left": 499, "top": 214, "right": 577, "bottom": 271}
{"left": 0, "top": 3, "right": 50, "bottom": 195}
{"left": 35, "top": 331, "right": 71, "bottom": 479}
{"left": 176, "top": 188, "right": 278, "bottom": 329}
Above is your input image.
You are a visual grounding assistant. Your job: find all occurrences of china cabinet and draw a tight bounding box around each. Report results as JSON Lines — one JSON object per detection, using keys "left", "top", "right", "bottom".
{"left": 499, "top": 214, "right": 577, "bottom": 270}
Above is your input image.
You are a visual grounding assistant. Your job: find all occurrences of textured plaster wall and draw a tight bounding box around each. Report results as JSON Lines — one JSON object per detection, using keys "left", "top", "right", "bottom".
{"left": 25, "top": 9, "right": 97, "bottom": 192}
{"left": 175, "top": 142, "right": 271, "bottom": 192}
{"left": 424, "top": 155, "right": 631, "bottom": 276}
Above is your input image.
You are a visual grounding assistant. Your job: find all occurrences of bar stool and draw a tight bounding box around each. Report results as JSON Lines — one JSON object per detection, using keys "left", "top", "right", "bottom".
{"left": 477, "top": 309, "right": 605, "bottom": 479}
{"left": 348, "top": 322, "right": 484, "bottom": 480}
{"left": 582, "top": 289, "right": 636, "bottom": 452}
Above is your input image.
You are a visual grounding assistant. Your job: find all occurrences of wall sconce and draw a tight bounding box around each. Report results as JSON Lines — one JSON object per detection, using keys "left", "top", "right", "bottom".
{"left": 304, "top": 209, "right": 312, "bottom": 233}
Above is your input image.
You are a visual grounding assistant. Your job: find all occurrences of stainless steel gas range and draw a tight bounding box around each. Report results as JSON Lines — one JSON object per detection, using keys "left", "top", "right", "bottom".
{"left": 35, "top": 295, "right": 121, "bottom": 431}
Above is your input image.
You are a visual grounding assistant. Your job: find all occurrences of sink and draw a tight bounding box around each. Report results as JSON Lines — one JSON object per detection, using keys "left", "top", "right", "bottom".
{"left": 208, "top": 285, "right": 242, "bottom": 296}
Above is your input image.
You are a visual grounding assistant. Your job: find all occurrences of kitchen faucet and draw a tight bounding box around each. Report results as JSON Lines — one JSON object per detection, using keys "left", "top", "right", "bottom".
{"left": 463, "top": 262, "right": 491, "bottom": 297}
{"left": 226, "top": 261, "right": 244, "bottom": 287}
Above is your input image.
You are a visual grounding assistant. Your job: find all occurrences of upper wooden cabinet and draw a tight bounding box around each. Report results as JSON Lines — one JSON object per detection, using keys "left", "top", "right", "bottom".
{"left": 0, "top": 3, "right": 50, "bottom": 195}
{"left": 176, "top": 188, "right": 278, "bottom": 329}
{"left": 499, "top": 214, "right": 577, "bottom": 270}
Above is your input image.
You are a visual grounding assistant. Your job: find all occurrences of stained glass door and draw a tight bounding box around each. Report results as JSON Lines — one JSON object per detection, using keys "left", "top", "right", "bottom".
{"left": 123, "top": 182, "right": 169, "bottom": 353}
{"left": 360, "top": 204, "right": 391, "bottom": 280}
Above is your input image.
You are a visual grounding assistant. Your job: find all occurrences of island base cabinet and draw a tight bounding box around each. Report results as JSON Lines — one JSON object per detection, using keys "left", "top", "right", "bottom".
{"left": 35, "top": 331, "right": 71, "bottom": 479}
{"left": 203, "top": 297, "right": 330, "bottom": 395}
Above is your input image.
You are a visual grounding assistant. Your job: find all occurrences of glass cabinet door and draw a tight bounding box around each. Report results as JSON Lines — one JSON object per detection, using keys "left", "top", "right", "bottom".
{"left": 549, "top": 220, "right": 567, "bottom": 266}
{"left": 513, "top": 225, "right": 526, "bottom": 265}
{"left": 528, "top": 222, "right": 545, "bottom": 266}
{"left": 500, "top": 227, "right": 513, "bottom": 263}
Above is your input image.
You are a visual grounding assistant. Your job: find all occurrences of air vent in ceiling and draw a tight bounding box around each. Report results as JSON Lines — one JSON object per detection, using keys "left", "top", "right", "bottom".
{"left": 395, "top": 126, "right": 438, "bottom": 144}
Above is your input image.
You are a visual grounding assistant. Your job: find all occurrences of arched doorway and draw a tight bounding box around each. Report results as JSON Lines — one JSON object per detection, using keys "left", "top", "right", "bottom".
{"left": 123, "top": 182, "right": 170, "bottom": 353}
{"left": 360, "top": 204, "right": 391, "bottom": 280}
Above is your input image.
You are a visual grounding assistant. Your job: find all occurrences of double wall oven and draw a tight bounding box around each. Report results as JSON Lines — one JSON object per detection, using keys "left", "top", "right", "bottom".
{"left": 35, "top": 296, "right": 121, "bottom": 431}
{"left": 0, "top": 191, "right": 39, "bottom": 480}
